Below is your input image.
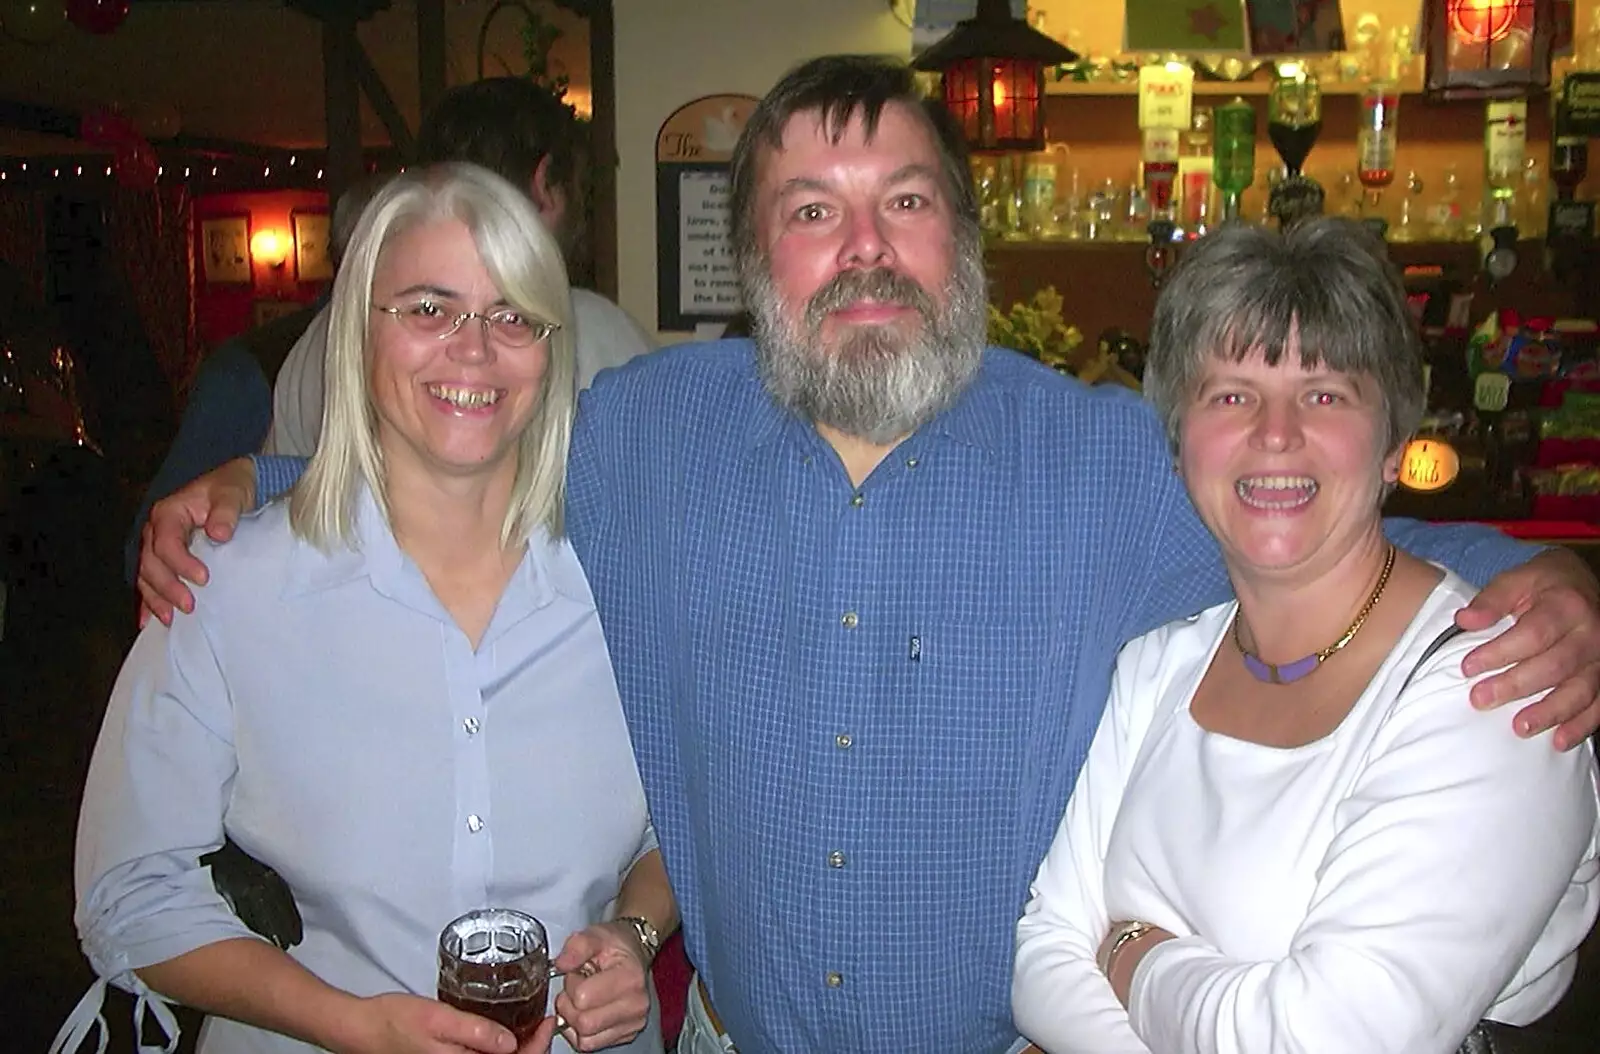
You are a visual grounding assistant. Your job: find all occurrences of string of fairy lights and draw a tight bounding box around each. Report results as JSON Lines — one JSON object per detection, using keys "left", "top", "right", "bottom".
{"left": 0, "top": 148, "right": 403, "bottom": 191}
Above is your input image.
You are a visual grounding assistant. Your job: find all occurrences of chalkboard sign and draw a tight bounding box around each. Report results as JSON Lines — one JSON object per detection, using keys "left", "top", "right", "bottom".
{"left": 655, "top": 94, "right": 759, "bottom": 331}
{"left": 1561, "top": 73, "right": 1600, "bottom": 137}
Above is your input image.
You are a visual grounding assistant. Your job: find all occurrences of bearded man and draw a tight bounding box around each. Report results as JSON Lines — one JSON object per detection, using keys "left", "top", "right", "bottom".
{"left": 136, "top": 56, "right": 1600, "bottom": 1054}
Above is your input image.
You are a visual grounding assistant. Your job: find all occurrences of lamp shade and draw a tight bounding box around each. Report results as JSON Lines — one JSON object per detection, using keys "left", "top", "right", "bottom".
{"left": 1423, "top": 0, "right": 1555, "bottom": 99}
{"left": 912, "top": 0, "right": 1077, "bottom": 152}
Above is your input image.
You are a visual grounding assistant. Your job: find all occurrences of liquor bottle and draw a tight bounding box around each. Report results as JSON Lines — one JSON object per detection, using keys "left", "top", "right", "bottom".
{"left": 1267, "top": 63, "right": 1321, "bottom": 178}
{"left": 1483, "top": 100, "right": 1528, "bottom": 224}
{"left": 1356, "top": 83, "right": 1399, "bottom": 234}
{"left": 1481, "top": 100, "right": 1527, "bottom": 280}
{"left": 1266, "top": 62, "right": 1325, "bottom": 227}
{"left": 1551, "top": 99, "right": 1589, "bottom": 202}
{"left": 1177, "top": 107, "right": 1213, "bottom": 239}
{"left": 1142, "top": 127, "right": 1181, "bottom": 283}
{"left": 1212, "top": 97, "right": 1255, "bottom": 224}
{"left": 1546, "top": 94, "right": 1596, "bottom": 277}
{"left": 1141, "top": 127, "right": 1180, "bottom": 226}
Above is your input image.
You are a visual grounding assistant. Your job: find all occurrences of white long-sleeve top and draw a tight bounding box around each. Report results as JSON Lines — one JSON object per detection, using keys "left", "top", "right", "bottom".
{"left": 1013, "top": 571, "right": 1600, "bottom": 1054}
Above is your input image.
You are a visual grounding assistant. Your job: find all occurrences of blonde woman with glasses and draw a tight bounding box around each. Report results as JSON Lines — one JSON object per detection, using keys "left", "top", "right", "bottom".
{"left": 59, "top": 164, "right": 674, "bottom": 1054}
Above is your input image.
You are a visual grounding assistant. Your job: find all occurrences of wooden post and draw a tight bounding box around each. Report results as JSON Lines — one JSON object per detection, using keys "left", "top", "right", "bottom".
{"left": 322, "top": 9, "right": 363, "bottom": 208}
{"left": 417, "top": 0, "right": 446, "bottom": 132}
{"left": 586, "top": 0, "right": 618, "bottom": 300}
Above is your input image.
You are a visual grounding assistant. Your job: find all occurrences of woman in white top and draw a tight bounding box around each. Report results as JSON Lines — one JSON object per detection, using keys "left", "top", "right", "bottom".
{"left": 61, "top": 164, "right": 674, "bottom": 1054}
{"left": 1012, "top": 217, "right": 1600, "bottom": 1054}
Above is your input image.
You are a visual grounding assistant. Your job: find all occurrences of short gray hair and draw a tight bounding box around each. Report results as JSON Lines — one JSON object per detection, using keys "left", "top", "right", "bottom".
{"left": 290, "top": 162, "right": 576, "bottom": 550}
{"left": 1144, "top": 217, "right": 1425, "bottom": 458}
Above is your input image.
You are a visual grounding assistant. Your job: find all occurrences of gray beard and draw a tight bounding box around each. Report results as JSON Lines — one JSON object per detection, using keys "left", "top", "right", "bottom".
{"left": 745, "top": 241, "right": 989, "bottom": 446}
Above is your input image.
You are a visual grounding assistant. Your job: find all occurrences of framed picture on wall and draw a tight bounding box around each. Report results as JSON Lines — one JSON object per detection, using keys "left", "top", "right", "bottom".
{"left": 201, "top": 215, "right": 251, "bottom": 284}
{"left": 293, "top": 210, "right": 334, "bottom": 282}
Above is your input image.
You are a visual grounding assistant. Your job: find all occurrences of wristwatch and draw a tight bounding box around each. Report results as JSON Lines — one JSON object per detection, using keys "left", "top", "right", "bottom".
{"left": 1097, "top": 920, "right": 1155, "bottom": 975}
{"left": 613, "top": 915, "right": 662, "bottom": 965}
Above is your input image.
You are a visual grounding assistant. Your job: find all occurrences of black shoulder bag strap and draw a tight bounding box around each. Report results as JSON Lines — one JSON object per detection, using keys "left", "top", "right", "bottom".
{"left": 1398, "top": 624, "right": 1467, "bottom": 695}
{"left": 1408, "top": 621, "right": 1543, "bottom": 1054}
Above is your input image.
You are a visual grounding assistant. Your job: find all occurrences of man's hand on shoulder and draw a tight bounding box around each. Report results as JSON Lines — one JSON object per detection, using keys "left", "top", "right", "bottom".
{"left": 1456, "top": 546, "right": 1600, "bottom": 750}
{"left": 137, "top": 458, "right": 257, "bottom": 627}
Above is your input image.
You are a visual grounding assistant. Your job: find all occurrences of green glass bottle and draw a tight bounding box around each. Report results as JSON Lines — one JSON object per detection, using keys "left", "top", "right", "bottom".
{"left": 1212, "top": 97, "right": 1256, "bottom": 223}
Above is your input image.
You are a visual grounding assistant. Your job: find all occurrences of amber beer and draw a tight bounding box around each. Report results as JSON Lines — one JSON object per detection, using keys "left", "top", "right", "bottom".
{"left": 438, "top": 972, "right": 548, "bottom": 1042}
{"left": 438, "top": 909, "right": 552, "bottom": 1043}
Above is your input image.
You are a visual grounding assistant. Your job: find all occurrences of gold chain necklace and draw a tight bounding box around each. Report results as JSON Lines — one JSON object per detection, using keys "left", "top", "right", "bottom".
{"left": 1233, "top": 544, "right": 1397, "bottom": 685}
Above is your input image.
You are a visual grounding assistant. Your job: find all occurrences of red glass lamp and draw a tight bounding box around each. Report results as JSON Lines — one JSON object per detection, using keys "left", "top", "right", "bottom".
{"left": 1423, "top": 0, "right": 1557, "bottom": 99}
{"left": 912, "top": 0, "right": 1077, "bottom": 153}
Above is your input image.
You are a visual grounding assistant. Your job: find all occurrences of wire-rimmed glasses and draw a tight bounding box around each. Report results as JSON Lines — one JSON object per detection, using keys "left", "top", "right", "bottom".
{"left": 375, "top": 299, "right": 560, "bottom": 348}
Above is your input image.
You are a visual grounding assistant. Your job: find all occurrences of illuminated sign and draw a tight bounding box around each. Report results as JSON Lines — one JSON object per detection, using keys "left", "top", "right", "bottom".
{"left": 1398, "top": 438, "right": 1461, "bottom": 493}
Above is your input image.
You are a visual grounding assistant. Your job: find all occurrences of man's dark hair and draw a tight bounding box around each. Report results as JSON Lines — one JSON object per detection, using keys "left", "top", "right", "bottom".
{"left": 415, "top": 76, "right": 584, "bottom": 205}
{"left": 728, "top": 55, "right": 978, "bottom": 269}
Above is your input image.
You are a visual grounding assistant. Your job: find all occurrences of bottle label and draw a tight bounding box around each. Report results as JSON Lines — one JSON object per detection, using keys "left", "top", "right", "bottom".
{"left": 1485, "top": 100, "right": 1528, "bottom": 184}
{"left": 1138, "top": 65, "right": 1194, "bottom": 130}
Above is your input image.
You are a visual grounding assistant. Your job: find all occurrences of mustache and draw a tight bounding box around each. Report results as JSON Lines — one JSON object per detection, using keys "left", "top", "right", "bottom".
{"left": 803, "top": 268, "right": 937, "bottom": 327}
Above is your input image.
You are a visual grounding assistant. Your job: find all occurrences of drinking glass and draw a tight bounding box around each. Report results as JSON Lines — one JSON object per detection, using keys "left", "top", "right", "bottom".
{"left": 438, "top": 908, "right": 552, "bottom": 1044}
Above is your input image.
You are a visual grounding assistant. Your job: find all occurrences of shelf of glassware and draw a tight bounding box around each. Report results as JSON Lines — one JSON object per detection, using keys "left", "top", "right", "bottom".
{"left": 1044, "top": 68, "right": 1426, "bottom": 97}
{"left": 985, "top": 235, "right": 1489, "bottom": 256}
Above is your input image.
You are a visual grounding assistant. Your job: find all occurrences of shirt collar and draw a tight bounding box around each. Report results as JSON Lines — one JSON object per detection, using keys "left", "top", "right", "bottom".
{"left": 280, "top": 484, "right": 583, "bottom": 612}
{"left": 740, "top": 344, "right": 1006, "bottom": 459}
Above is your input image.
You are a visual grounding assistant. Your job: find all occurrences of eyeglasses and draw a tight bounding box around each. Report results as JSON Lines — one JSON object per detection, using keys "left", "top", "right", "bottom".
{"left": 374, "top": 299, "right": 560, "bottom": 348}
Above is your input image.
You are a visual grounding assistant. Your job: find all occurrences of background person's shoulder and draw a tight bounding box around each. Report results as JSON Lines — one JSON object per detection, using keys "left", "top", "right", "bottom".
{"left": 571, "top": 290, "right": 655, "bottom": 386}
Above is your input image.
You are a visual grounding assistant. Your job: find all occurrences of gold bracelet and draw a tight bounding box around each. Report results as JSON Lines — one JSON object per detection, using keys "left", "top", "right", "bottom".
{"left": 1097, "top": 920, "right": 1155, "bottom": 976}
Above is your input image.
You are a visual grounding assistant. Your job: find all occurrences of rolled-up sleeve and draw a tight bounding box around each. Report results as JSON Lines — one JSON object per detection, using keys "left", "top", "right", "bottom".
{"left": 75, "top": 611, "right": 262, "bottom": 990}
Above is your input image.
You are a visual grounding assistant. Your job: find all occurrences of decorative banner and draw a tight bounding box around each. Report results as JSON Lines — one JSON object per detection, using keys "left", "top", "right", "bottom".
{"left": 1125, "top": 0, "right": 1249, "bottom": 53}
{"left": 1243, "top": 0, "right": 1347, "bottom": 54}
{"left": 655, "top": 93, "right": 758, "bottom": 331}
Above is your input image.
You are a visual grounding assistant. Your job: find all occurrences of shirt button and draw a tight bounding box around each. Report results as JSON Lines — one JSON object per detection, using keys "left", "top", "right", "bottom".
{"left": 850, "top": 492, "right": 865, "bottom": 507}
{"left": 828, "top": 850, "right": 846, "bottom": 868}
{"left": 835, "top": 732, "right": 853, "bottom": 749}
{"left": 905, "top": 457, "right": 919, "bottom": 469}
{"left": 463, "top": 717, "right": 481, "bottom": 736}
{"left": 841, "top": 611, "right": 859, "bottom": 629}
{"left": 466, "top": 814, "right": 485, "bottom": 833}
{"left": 825, "top": 971, "right": 844, "bottom": 988}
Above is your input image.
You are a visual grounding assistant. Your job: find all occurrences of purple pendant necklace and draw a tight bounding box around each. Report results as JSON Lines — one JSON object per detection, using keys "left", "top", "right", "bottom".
{"left": 1234, "top": 545, "right": 1397, "bottom": 686}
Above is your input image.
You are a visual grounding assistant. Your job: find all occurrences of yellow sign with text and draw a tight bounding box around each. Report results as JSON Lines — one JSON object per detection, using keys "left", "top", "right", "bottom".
{"left": 1397, "top": 438, "right": 1461, "bottom": 493}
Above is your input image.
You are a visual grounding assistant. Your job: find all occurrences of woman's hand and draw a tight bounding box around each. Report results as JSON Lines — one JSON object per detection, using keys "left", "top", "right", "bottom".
{"left": 1097, "top": 923, "right": 1176, "bottom": 1007}
{"left": 550, "top": 922, "right": 653, "bottom": 1052}
{"left": 136, "top": 457, "right": 256, "bottom": 626}
{"left": 343, "top": 992, "right": 553, "bottom": 1054}
{"left": 1456, "top": 547, "right": 1600, "bottom": 749}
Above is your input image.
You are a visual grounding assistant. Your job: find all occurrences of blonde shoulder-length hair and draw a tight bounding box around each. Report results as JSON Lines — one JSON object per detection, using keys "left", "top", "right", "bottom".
{"left": 289, "top": 162, "right": 576, "bottom": 550}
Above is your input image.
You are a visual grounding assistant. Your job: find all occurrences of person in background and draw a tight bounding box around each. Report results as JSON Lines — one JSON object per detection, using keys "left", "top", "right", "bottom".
{"left": 123, "top": 184, "right": 375, "bottom": 582}
{"left": 61, "top": 164, "right": 673, "bottom": 1054}
{"left": 1011, "top": 218, "right": 1600, "bottom": 1054}
{"left": 133, "top": 57, "right": 1600, "bottom": 1054}
{"left": 264, "top": 77, "right": 653, "bottom": 458}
